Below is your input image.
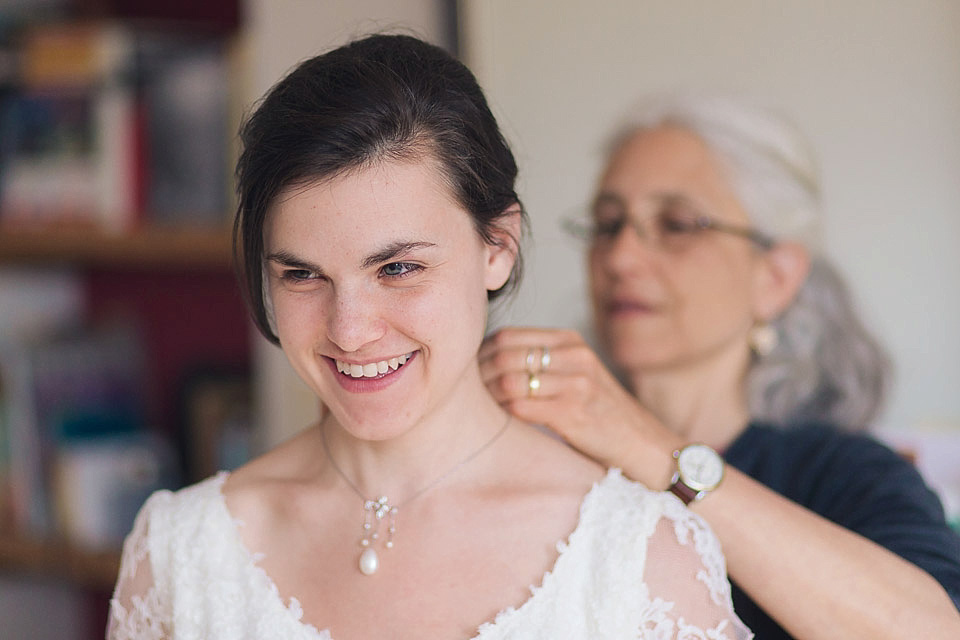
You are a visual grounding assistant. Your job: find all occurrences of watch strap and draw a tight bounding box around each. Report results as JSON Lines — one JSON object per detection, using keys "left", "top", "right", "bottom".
{"left": 668, "top": 472, "right": 701, "bottom": 505}
{"left": 668, "top": 444, "right": 724, "bottom": 505}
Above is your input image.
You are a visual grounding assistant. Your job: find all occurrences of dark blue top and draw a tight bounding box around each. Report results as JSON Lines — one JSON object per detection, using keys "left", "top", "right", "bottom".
{"left": 723, "top": 422, "right": 960, "bottom": 639}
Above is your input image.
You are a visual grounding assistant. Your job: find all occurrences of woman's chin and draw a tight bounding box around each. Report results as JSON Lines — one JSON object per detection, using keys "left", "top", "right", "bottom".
{"left": 603, "top": 331, "right": 675, "bottom": 366}
{"left": 605, "top": 339, "right": 687, "bottom": 375}
{"left": 324, "top": 405, "right": 419, "bottom": 442}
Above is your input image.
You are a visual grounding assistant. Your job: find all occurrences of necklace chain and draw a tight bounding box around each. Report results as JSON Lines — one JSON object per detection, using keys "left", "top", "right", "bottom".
{"left": 321, "top": 414, "right": 512, "bottom": 507}
{"left": 320, "top": 415, "right": 512, "bottom": 575}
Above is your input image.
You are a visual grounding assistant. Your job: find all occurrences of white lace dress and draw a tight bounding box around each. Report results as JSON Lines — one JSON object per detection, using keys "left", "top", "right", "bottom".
{"left": 108, "top": 469, "right": 751, "bottom": 639}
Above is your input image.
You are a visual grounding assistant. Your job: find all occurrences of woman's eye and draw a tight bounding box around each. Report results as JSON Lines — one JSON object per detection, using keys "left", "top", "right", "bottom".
{"left": 591, "top": 201, "right": 626, "bottom": 238}
{"left": 381, "top": 262, "right": 421, "bottom": 278}
{"left": 594, "top": 217, "right": 624, "bottom": 238}
{"left": 281, "top": 269, "right": 316, "bottom": 282}
{"left": 659, "top": 211, "right": 701, "bottom": 235}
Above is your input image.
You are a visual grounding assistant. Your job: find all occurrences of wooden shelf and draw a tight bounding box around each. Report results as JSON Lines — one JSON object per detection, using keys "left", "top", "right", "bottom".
{"left": 0, "top": 534, "right": 121, "bottom": 591}
{"left": 0, "top": 225, "right": 235, "bottom": 269}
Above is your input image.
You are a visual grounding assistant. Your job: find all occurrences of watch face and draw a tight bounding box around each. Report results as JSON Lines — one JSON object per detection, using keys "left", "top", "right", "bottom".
{"left": 677, "top": 444, "right": 724, "bottom": 491}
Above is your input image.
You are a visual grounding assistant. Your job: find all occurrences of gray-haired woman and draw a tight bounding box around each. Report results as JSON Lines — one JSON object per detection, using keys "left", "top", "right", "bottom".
{"left": 481, "top": 95, "right": 960, "bottom": 639}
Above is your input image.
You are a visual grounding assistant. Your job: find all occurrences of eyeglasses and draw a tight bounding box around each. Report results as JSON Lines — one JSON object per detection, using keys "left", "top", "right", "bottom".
{"left": 562, "top": 193, "right": 774, "bottom": 252}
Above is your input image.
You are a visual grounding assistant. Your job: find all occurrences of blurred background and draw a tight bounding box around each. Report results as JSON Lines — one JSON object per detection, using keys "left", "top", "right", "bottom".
{"left": 0, "top": 1, "right": 956, "bottom": 637}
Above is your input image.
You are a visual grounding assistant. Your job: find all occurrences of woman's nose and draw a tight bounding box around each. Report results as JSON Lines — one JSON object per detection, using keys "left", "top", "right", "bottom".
{"left": 595, "top": 219, "right": 659, "bottom": 276}
{"left": 325, "top": 289, "right": 387, "bottom": 353}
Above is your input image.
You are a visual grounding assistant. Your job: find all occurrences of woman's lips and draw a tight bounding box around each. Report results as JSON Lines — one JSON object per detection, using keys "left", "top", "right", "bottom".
{"left": 334, "top": 352, "right": 413, "bottom": 378}
{"left": 606, "top": 299, "right": 658, "bottom": 314}
{"left": 327, "top": 351, "right": 418, "bottom": 392}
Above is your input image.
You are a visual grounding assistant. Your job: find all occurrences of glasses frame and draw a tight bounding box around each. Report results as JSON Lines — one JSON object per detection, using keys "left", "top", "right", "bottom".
{"left": 561, "top": 194, "right": 775, "bottom": 251}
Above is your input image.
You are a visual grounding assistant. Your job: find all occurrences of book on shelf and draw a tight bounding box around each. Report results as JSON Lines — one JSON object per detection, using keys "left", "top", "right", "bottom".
{"left": 176, "top": 367, "right": 253, "bottom": 485}
{"left": 0, "top": 360, "right": 16, "bottom": 533}
{"left": 0, "top": 19, "right": 235, "bottom": 234}
{"left": 0, "top": 338, "right": 49, "bottom": 537}
{"left": 136, "top": 31, "right": 232, "bottom": 227}
{"left": 0, "top": 268, "right": 83, "bottom": 536}
{"left": 0, "top": 322, "right": 176, "bottom": 549}
{"left": 53, "top": 431, "right": 173, "bottom": 549}
{"left": 0, "top": 21, "right": 140, "bottom": 232}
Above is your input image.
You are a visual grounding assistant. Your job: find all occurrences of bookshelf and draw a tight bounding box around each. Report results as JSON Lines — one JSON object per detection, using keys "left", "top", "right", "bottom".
{"left": 0, "top": 221, "right": 249, "bottom": 596}
{"left": 0, "top": 225, "right": 233, "bottom": 268}
{"left": 0, "top": 13, "right": 248, "bottom": 640}
{"left": 0, "top": 533, "right": 121, "bottom": 591}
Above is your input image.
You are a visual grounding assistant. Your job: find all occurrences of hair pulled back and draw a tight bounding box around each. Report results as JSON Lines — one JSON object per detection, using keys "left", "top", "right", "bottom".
{"left": 234, "top": 34, "right": 524, "bottom": 344}
{"left": 606, "top": 94, "right": 890, "bottom": 429}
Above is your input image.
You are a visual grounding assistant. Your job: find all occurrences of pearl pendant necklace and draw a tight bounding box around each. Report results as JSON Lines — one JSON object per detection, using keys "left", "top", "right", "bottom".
{"left": 357, "top": 496, "right": 396, "bottom": 575}
{"left": 321, "top": 416, "right": 511, "bottom": 576}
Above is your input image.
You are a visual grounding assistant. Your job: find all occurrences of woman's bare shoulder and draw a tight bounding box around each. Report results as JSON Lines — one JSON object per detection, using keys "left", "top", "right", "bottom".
{"left": 229, "top": 424, "right": 323, "bottom": 481}
{"left": 220, "top": 425, "right": 326, "bottom": 524}
{"left": 508, "top": 421, "right": 606, "bottom": 490}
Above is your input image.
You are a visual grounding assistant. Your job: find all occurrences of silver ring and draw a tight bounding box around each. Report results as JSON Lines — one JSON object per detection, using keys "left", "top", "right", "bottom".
{"left": 527, "top": 372, "right": 541, "bottom": 397}
{"left": 525, "top": 348, "right": 537, "bottom": 374}
{"left": 539, "top": 346, "right": 551, "bottom": 372}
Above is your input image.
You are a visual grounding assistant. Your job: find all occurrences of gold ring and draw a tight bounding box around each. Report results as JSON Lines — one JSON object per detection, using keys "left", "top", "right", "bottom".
{"left": 539, "top": 346, "right": 551, "bottom": 372}
{"left": 527, "top": 372, "right": 541, "bottom": 397}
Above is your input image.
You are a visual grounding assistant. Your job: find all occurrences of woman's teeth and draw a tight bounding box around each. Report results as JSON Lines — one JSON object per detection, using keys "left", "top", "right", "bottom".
{"left": 335, "top": 353, "right": 410, "bottom": 378}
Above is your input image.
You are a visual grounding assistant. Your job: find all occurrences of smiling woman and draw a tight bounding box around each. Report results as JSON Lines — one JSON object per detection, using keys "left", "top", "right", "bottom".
{"left": 105, "top": 34, "right": 752, "bottom": 640}
{"left": 261, "top": 161, "right": 506, "bottom": 432}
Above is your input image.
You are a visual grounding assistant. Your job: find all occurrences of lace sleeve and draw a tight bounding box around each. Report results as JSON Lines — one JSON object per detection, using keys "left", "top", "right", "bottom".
{"left": 641, "top": 501, "right": 753, "bottom": 640}
{"left": 107, "top": 494, "right": 171, "bottom": 640}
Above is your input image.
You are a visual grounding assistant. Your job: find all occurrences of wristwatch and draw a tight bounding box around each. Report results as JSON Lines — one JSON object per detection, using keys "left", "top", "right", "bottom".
{"left": 668, "top": 443, "right": 725, "bottom": 504}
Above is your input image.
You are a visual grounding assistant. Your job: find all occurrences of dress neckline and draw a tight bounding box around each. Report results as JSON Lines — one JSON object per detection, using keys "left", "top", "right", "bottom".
{"left": 207, "top": 468, "right": 624, "bottom": 640}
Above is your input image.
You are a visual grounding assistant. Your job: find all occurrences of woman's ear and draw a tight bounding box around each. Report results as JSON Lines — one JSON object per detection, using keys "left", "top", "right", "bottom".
{"left": 752, "top": 242, "right": 810, "bottom": 321}
{"left": 483, "top": 206, "right": 523, "bottom": 291}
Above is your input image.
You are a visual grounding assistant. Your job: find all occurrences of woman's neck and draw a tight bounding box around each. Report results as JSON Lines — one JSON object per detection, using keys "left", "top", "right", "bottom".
{"left": 319, "top": 369, "right": 510, "bottom": 501}
{"left": 626, "top": 346, "right": 752, "bottom": 452}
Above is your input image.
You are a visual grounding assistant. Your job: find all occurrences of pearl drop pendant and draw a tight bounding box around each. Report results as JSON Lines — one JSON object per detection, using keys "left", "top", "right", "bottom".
{"left": 356, "top": 496, "right": 396, "bottom": 575}
{"left": 359, "top": 547, "right": 380, "bottom": 575}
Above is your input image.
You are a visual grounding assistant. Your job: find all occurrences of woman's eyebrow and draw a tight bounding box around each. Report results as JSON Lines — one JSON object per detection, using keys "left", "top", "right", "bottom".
{"left": 266, "top": 242, "right": 436, "bottom": 272}
{"left": 360, "top": 241, "right": 436, "bottom": 269}
{"left": 266, "top": 250, "right": 324, "bottom": 274}
{"left": 592, "top": 191, "right": 626, "bottom": 208}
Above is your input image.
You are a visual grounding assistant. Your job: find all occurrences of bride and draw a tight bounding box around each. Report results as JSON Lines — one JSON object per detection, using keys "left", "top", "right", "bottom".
{"left": 107, "top": 33, "right": 750, "bottom": 640}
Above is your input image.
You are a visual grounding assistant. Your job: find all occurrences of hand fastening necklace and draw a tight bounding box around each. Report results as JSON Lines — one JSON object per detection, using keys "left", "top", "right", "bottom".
{"left": 321, "top": 416, "right": 512, "bottom": 576}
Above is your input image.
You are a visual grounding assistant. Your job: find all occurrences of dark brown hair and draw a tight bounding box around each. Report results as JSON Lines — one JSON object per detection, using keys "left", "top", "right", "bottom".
{"left": 234, "top": 34, "right": 525, "bottom": 344}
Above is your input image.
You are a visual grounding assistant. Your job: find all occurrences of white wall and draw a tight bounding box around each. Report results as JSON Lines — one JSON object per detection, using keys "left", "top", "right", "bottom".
{"left": 461, "top": 0, "right": 960, "bottom": 434}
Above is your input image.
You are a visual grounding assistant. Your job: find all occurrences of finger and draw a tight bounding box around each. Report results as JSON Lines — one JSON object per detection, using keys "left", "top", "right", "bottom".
{"left": 499, "top": 394, "right": 603, "bottom": 449}
{"left": 479, "top": 346, "right": 554, "bottom": 377}
{"left": 479, "top": 326, "right": 583, "bottom": 360}
{"left": 480, "top": 341, "right": 596, "bottom": 385}
{"left": 479, "top": 343, "right": 543, "bottom": 381}
{"left": 501, "top": 397, "right": 575, "bottom": 438}
{"left": 484, "top": 370, "right": 528, "bottom": 403}
{"left": 479, "top": 346, "right": 525, "bottom": 383}
{"left": 485, "top": 369, "right": 589, "bottom": 404}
